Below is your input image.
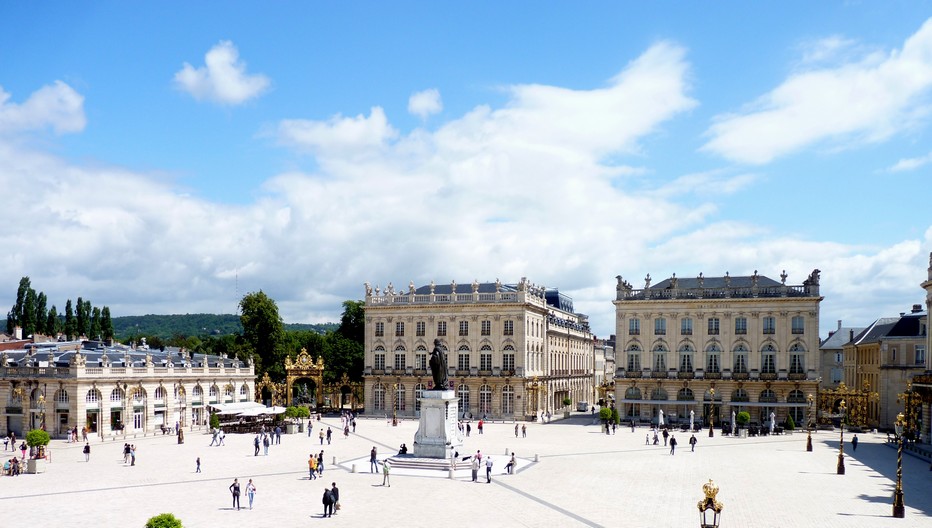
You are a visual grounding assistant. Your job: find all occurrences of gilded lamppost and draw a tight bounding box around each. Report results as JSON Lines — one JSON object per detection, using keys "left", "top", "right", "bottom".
{"left": 806, "top": 393, "right": 814, "bottom": 452}
{"left": 892, "top": 411, "right": 906, "bottom": 518}
{"left": 697, "top": 479, "right": 724, "bottom": 528}
{"left": 708, "top": 387, "right": 715, "bottom": 438}
{"left": 391, "top": 383, "right": 398, "bottom": 426}
{"left": 837, "top": 399, "right": 847, "bottom": 475}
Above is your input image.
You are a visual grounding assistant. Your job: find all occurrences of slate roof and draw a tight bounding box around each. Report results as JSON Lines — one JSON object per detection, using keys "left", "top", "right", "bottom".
{"left": 651, "top": 275, "right": 783, "bottom": 289}
{"left": 820, "top": 327, "right": 865, "bottom": 349}
{"left": 1, "top": 340, "right": 246, "bottom": 369}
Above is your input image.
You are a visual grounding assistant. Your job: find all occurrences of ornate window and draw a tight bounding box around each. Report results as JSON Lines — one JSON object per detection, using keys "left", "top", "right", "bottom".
{"left": 789, "top": 344, "right": 805, "bottom": 374}
{"left": 629, "top": 318, "right": 640, "bottom": 336}
{"left": 678, "top": 344, "right": 694, "bottom": 372}
{"left": 480, "top": 345, "right": 492, "bottom": 371}
{"left": 458, "top": 345, "right": 471, "bottom": 371}
{"left": 459, "top": 321, "right": 469, "bottom": 336}
{"left": 654, "top": 318, "right": 666, "bottom": 336}
{"left": 503, "top": 345, "right": 516, "bottom": 372}
{"left": 374, "top": 322, "right": 384, "bottom": 337}
{"left": 481, "top": 320, "right": 491, "bottom": 336}
{"left": 681, "top": 318, "right": 693, "bottom": 335}
{"left": 650, "top": 387, "right": 668, "bottom": 401}
{"left": 154, "top": 386, "right": 166, "bottom": 400}
{"left": 394, "top": 345, "right": 406, "bottom": 370}
{"left": 56, "top": 389, "right": 69, "bottom": 404}
{"left": 652, "top": 344, "right": 667, "bottom": 371}
{"left": 625, "top": 387, "right": 642, "bottom": 400}
{"left": 374, "top": 345, "right": 386, "bottom": 370}
{"left": 437, "top": 321, "right": 447, "bottom": 337}
{"left": 110, "top": 388, "right": 125, "bottom": 402}
{"left": 394, "top": 384, "right": 406, "bottom": 411}
{"left": 626, "top": 344, "right": 641, "bottom": 371}
{"left": 416, "top": 321, "right": 426, "bottom": 337}
{"left": 733, "top": 344, "right": 749, "bottom": 373}
{"left": 240, "top": 384, "right": 249, "bottom": 396}
{"left": 763, "top": 317, "right": 776, "bottom": 335}
{"left": 734, "top": 317, "right": 747, "bottom": 335}
{"left": 86, "top": 389, "right": 101, "bottom": 403}
{"left": 791, "top": 316, "right": 804, "bottom": 334}
{"left": 705, "top": 344, "right": 721, "bottom": 373}
{"left": 501, "top": 385, "right": 514, "bottom": 415}
{"left": 458, "top": 384, "right": 470, "bottom": 415}
{"left": 395, "top": 322, "right": 404, "bottom": 337}
{"left": 503, "top": 320, "right": 514, "bottom": 336}
{"left": 479, "top": 384, "right": 492, "bottom": 415}
{"left": 707, "top": 318, "right": 720, "bottom": 336}
{"left": 416, "top": 345, "right": 428, "bottom": 370}
{"left": 414, "top": 383, "right": 425, "bottom": 412}
{"left": 761, "top": 344, "right": 777, "bottom": 374}
{"left": 677, "top": 388, "right": 694, "bottom": 401}
{"left": 373, "top": 384, "right": 385, "bottom": 411}
{"left": 192, "top": 386, "right": 203, "bottom": 399}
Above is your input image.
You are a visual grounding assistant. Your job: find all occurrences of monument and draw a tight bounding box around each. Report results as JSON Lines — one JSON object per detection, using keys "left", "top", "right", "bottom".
{"left": 413, "top": 339, "right": 463, "bottom": 459}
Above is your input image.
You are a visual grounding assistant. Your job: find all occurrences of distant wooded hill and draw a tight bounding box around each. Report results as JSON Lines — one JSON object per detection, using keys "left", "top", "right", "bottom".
{"left": 2, "top": 314, "right": 337, "bottom": 340}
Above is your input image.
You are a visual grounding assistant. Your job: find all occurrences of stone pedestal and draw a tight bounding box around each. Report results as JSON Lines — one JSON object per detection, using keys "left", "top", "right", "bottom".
{"left": 413, "top": 390, "right": 462, "bottom": 459}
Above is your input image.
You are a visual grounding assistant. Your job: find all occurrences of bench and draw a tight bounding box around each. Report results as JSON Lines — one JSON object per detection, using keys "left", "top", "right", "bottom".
{"left": 159, "top": 425, "right": 175, "bottom": 435}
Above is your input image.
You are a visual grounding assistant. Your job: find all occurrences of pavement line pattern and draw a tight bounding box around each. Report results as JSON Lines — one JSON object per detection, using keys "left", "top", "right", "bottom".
{"left": 493, "top": 478, "right": 605, "bottom": 528}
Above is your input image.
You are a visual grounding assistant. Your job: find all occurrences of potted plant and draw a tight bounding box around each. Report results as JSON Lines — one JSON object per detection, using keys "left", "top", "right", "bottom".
{"left": 284, "top": 406, "right": 311, "bottom": 433}
{"left": 26, "top": 429, "right": 50, "bottom": 473}
{"left": 562, "top": 397, "right": 573, "bottom": 418}
{"left": 735, "top": 411, "right": 750, "bottom": 438}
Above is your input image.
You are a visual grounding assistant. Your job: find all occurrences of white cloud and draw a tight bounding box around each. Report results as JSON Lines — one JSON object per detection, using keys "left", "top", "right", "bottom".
{"left": 702, "top": 18, "right": 932, "bottom": 164}
{"left": 886, "top": 151, "right": 932, "bottom": 172}
{"left": 276, "top": 107, "right": 398, "bottom": 158}
{"left": 408, "top": 88, "right": 443, "bottom": 119}
{"left": 174, "top": 41, "right": 270, "bottom": 105}
{"left": 0, "top": 81, "right": 85, "bottom": 135}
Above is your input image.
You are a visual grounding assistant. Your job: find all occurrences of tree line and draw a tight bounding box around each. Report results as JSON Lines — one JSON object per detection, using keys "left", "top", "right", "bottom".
{"left": 5, "top": 276, "right": 113, "bottom": 340}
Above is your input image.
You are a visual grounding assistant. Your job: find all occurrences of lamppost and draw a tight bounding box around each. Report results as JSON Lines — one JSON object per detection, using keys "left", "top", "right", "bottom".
{"left": 708, "top": 387, "right": 716, "bottom": 437}
{"left": 697, "top": 479, "right": 723, "bottom": 528}
{"left": 391, "top": 383, "right": 398, "bottom": 426}
{"left": 892, "top": 411, "right": 906, "bottom": 518}
{"left": 806, "top": 393, "right": 814, "bottom": 452}
{"left": 837, "top": 399, "right": 846, "bottom": 475}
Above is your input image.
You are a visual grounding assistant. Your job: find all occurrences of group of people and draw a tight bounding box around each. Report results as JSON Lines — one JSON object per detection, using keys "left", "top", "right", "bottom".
{"left": 643, "top": 427, "right": 699, "bottom": 455}
{"left": 308, "top": 450, "right": 326, "bottom": 479}
{"left": 228, "top": 478, "right": 257, "bottom": 510}
{"left": 122, "top": 443, "right": 137, "bottom": 465}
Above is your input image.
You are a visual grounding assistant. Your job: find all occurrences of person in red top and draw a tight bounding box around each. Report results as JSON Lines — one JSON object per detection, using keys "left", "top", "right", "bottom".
{"left": 478, "top": 419, "right": 484, "bottom": 434}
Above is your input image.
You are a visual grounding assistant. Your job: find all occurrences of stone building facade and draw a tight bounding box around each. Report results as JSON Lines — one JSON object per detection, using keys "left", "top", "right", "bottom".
{"left": 362, "top": 278, "right": 593, "bottom": 421}
{"left": 1, "top": 340, "right": 255, "bottom": 439}
{"left": 613, "top": 270, "right": 822, "bottom": 429}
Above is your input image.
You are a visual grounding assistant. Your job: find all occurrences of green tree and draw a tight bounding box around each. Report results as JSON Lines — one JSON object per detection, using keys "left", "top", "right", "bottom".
{"left": 64, "top": 299, "right": 76, "bottom": 340}
{"left": 22, "top": 287, "right": 37, "bottom": 337}
{"left": 90, "top": 307, "right": 102, "bottom": 340}
{"left": 7, "top": 276, "right": 31, "bottom": 334}
{"left": 336, "top": 300, "right": 364, "bottom": 343}
{"left": 239, "top": 291, "right": 285, "bottom": 380}
{"left": 75, "top": 296, "right": 87, "bottom": 338}
{"left": 34, "top": 291, "right": 48, "bottom": 335}
{"left": 100, "top": 306, "right": 114, "bottom": 340}
{"left": 145, "top": 513, "right": 183, "bottom": 528}
{"left": 46, "top": 305, "right": 59, "bottom": 337}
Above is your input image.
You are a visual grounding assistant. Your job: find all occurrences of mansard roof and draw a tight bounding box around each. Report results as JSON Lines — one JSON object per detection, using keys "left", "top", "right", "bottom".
{"left": 651, "top": 274, "right": 782, "bottom": 290}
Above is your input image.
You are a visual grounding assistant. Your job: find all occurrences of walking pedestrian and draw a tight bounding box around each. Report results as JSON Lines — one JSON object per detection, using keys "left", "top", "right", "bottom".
{"left": 670, "top": 435, "right": 677, "bottom": 455}
{"left": 274, "top": 426, "right": 281, "bottom": 445}
{"left": 318, "top": 450, "right": 325, "bottom": 476}
{"left": 466, "top": 422, "right": 471, "bottom": 437}
{"left": 370, "top": 446, "right": 378, "bottom": 473}
{"left": 522, "top": 424, "right": 527, "bottom": 437}
{"left": 381, "top": 459, "right": 391, "bottom": 487}
{"left": 515, "top": 423, "right": 519, "bottom": 437}
{"left": 352, "top": 419, "right": 356, "bottom": 433}
{"left": 246, "top": 479, "right": 257, "bottom": 509}
{"left": 485, "top": 456, "right": 493, "bottom": 483}
{"left": 319, "top": 429, "right": 325, "bottom": 445}
{"left": 322, "top": 487, "right": 335, "bottom": 517}
{"left": 662, "top": 428, "right": 669, "bottom": 446}
{"left": 478, "top": 419, "right": 484, "bottom": 434}
{"left": 130, "top": 445, "right": 136, "bottom": 466}
{"left": 331, "top": 482, "right": 340, "bottom": 515}
{"left": 344, "top": 425, "right": 350, "bottom": 439}
{"left": 326, "top": 427, "right": 332, "bottom": 444}
{"left": 196, "top": 456, "right": 201, "bottom": 473}
{"left": 689, "top": 434, "right": 697, "bottom": 452}
{"left": 309, "top": 454, "right": 318, "bottom": 479}
{"left": 218, "top": 429, "right": 225, "bottom": 446}
{"left": 254, "top": 434, "right": 260, "bottom": 456}
{"left": 229, "top": 478, "right": 241, "bottom": 510}
{"left": 852, "top": 434, "right": 859, "bottom": 451}
{"left": 471, "top": 454, "right": 480, "bottom": 482}
{"left": 263, "top": 434, "right": 270, "bottom": 455}
{"left": 83, "top": 442, "right": 90, "bottom": 462}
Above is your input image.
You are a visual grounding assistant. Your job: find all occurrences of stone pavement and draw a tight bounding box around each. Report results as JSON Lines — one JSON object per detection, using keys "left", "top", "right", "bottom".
{"left": 1, "top": 415, "right": 930, "bottom": 527}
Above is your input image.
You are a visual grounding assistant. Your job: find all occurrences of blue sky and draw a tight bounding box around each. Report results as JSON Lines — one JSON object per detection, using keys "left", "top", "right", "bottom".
{"left": 2, "top": 2, "right": 931, "bottom": 338}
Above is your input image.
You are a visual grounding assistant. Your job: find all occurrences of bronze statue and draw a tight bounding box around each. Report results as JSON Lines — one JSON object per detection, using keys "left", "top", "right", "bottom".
{"left": 428, "top": 339, "right": 448, "bottom": 390}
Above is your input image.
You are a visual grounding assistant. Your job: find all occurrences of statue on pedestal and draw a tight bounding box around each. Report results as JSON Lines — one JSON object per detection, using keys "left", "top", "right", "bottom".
{"left": 429, "top": 339, "right": 448, "bottom": 390}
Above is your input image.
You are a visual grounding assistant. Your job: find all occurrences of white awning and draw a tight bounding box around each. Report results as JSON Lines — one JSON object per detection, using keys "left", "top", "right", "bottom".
{"left": 207, "top": 402, "right": 267, "bottom": 415}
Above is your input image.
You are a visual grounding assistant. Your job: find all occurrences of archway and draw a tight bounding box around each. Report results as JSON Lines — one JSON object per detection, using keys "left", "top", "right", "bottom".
{"left": 285, "top": 348, "right": 325, "bottom": 407}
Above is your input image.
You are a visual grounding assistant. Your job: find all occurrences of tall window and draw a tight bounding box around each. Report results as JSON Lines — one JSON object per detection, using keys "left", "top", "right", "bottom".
{"left": 458, "top": 384, "right": 470, "bottom": 416}
{"left": 916, "top": 345, "right": 926, "bottom": 365}
{"left": 394, "top": 346, "right": 406, "bottom": 370}
{"left": 480, "top": 345, "right": 492, "bottom": 371}
{"left": 110, "top": 388, "right": 124, "bottom": 402}
{"left": 789, "top": 344, "right": 805, "bottom": 374}
{"left": 458, "top": 346, "right": 470, "bottom": 371}
{"left": 791, "top": 316, "right": 804, "bottom": 334}
{"left": 503, "top": 345, "right": 515, "bottom": 372}
{"left": 763, "top": 317, "right": 775, "bottom": 335}
{"left": 706, "top": 344, "right": 721, "bottom": 373}
{"left": 459, "top": 321, "right": 469, "bottom": 336}
{"left": 479, "top": 384, "right": 492, "bottom": 414}
{"left": 394, "top": 384, "right": 406, "bottom": 411}
{"left": 654, "top": 318, "right": 666, "bottom": 335}
{"left": 86, "top": 389, "right": 101, "bottom": 403}
{"left": 416, "top": 346, "right": 427, "bottom": 370}
{"left": 437, "top": 321, "right": 447, "bottom": 336}
{"left": 416, "top": 321, "right": 426, "bottom": 336}
{"left": 395, "top": 322, "right": 405, "bottom": 337}
{"left": 653, "top": 344, "right": 667, "bottom": 371}
{"left": 627, "top": 344, "right": 641, "bottom": 371}
{"left": 481, "top": 320, "right": 491, "bottom": 336}
{"left": 374, "top": 346, "right": 386, "bottom": 370}
{"left": 733, "top": 345, "right": 749, "bottom": 373}
{"left": 629, "top": 318, "right": 640, "bottom": 336}
{"left": 503, "top": 320, "right": 514, "bottom": 336}
{"left": 678, "top": 344, "right": 694, "bottom": 372}
{"left": 414, "top": 383, "right": 424, "bottom": 412}
{"left": 373, "top": 384, "right": 385, "bottom": 411}
{"left": 707, "top": 318, "right": 720, "bottom": 335}
{"left": 761, "top": 344, "right": 777, "bottom": 373}
{"left": 734, "top": 317, "right": 747, "bottom": 335}
{"left": 501, "top": 385, "right": 514, "bottom": 415}
{"left": 374, "top": 322, "right": 384, "bottom": 337}
{"left": 681, "top": 318, "right": 693, "bottom": 335}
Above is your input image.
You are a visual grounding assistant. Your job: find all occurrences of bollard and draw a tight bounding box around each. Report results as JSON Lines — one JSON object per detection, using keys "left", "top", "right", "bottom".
{"left": 449, "top": 468, "right": 455, "bottom": 480}
{"left": 332, "top": 456, "right": 337, "bottom": 465}
{"left": 504, "top": 448, "right": 509, "bottom": 455}
{"left": 534, "top": 454, "right": 539, "bottom": 462}
{"left": 351, "top": 463, "right": 357, "bottom": 473}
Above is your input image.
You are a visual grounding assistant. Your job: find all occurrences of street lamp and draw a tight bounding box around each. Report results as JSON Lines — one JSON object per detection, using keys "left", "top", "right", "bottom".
{"left": 837, "top": 399, "right": 846, "bottom": 475}
{"left": 806, "top": 393, "right": 813, "bottom": 452}
{"left": 391, "top": 383, "right": 398, "bottom": 426}
{"left": 892, "top": 411, "right": 906, "bottom": 518}
{"left": 708, "top": 388, "right": 715, "bottom": 438}
{"left": 697, "top": 479, "right": 723, "bottom": 528}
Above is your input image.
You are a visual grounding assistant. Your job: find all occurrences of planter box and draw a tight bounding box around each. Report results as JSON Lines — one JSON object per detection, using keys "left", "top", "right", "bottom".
{"left": 285, "top": 423, "right": 297, "bottom": 434}
{"left": 737, "top": 429, "right": 748, "bottom": 438}
{"left": 27, "top": 458, "right": 47, "bottom": 474}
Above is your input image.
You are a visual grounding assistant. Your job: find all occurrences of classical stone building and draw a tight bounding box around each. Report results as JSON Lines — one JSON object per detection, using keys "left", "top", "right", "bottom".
{"left": 613, "top": 270, "right": 822, "bottom": 429}
{"left": 819, "top": 321, "right": 864, "bottom": 389}
{"left": 362, "top": 278, "right": 593, "bottom": 421}
{"left": 910, "top": 252, "right": 932, "bottom": 442}
{"left": 0, "top": 340, "right": 255, "bottom": 439}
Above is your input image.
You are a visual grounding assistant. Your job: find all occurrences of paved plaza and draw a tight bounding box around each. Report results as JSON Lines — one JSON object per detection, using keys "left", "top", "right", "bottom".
{"left": 2, "top": 415, "right": 930, "bottom": 527}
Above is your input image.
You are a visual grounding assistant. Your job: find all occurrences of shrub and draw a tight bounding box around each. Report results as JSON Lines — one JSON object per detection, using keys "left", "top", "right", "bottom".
{"left": 562, "top": 397, "right": 572, "bottom": 406}
{"left": 285, "top": 406, "right": 311, "bottom": 421}
{"left": 736, "top": 411, "right": 751, "bottom": 426}
{"left": 209, "top": 412, "right": 220, "bottom": 430}
{"left": 611, "top": 406, "right": 620, "bottom": 425}
{"left": 784, "top": 414, "right": 796, "bottom": 430}
{"left": 26, "top": 429, "right": 51, "bottom": 447}
{"left": 599, "top": 407, "right": 613, "bottom": 421}
{"left": 145, "top": 513, "right": 183, "bottom": 528}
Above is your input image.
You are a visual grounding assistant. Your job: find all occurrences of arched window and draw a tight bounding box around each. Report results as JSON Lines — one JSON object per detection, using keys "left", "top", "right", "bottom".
{"left": 414, "top": 383, "right": 425, "bottom": 412}
{"left": 705, "top": 344, "right": 721, "bottom": 373}
{"left": 625, "top": 387, "right": 642, "bottom": 400}
{"left": 479, "top": 384, "right": 492, "bottom": 415}
{"left": 373, "top": 384, "right": 385, "bottom": 411}
{"left": 789, "top": 343, "right": 806, "bottom": 374}
{"left": 652, "top": 344, "right": 668, "bottom": 371}
{"left": 374, "top": 345, "right": 386, "bottom": 371}
{"left": 192, "top": 386, "right": 203, "bottom": 399}
{"left": 458, "top": 384, "right": 470, "bottom": 417}
{"left": 394, "top": 345, "right": 407, "bottom": 371}
{"left": 209, "top": 385, "right": 218, "bottom": 401}
{"left": 394, "top": 384, "right": 406, "bottom": 412}
{"left": 731, "top": 388, "right": 749, "bottom": 402}
{"left": 223, "top": 384, "right": 234, "bottom": 402}
{"left": 627, "top": 343, "right": 642, "bottom": 371}
{"left": 677, "top": 388, "right": 694, "bottom": 401}
{"left": 86, "top": 389, "right": 101, "bottom": 403}
{"left": 240, "top": 384, "right": 249, "bottom": 400}
{"left": 501, "top": 385, "right": 514, "bottom": 415}
{"left": 761, "top": 344, "right": 777, "bottom": 374}
{"left": 759, "top": 389, "right": 777, "bottom": 402}
{"left": 479, "top": 345, "right": 493, "bottom": 371}
{"left": 502, "top": 345, "right": 516, "bottom": 373}
{"left": 678, "top": 344, "right": 694, "bottom": 373}
{"left": 154, "top": 386, "right": 166, "bottom": 400}
{"left": 131, "top": 387, "right": 146, "bottom": 404}
{"left": 457, "top": 345, "right": 471, "bottom": 371}
{"left": 650, "top": 388, "right": 668, "bottom": 401}
{"left": 110, "top": 388, "right": 125, "bottom": 402}
{"left": 55, "top": 389, "right": 69, "bottom": 404}
{"left": 733, "top": 344, "right": 749, "bottom": 373}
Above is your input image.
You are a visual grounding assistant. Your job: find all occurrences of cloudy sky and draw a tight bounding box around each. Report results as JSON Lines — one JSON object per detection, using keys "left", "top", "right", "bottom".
{"left": 2, "top": 2, "right": 931, "bottom": 339}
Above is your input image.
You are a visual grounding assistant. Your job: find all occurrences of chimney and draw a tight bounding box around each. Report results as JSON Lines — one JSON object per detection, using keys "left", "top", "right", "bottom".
{"left": 849, "top": 329, "right": 854, "bottom": 341}
{"left": 837, "top": 320, "right": 842, "bottom": 330}
{"left": 912, "top": 304, "right": 922, "bottom": 313}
